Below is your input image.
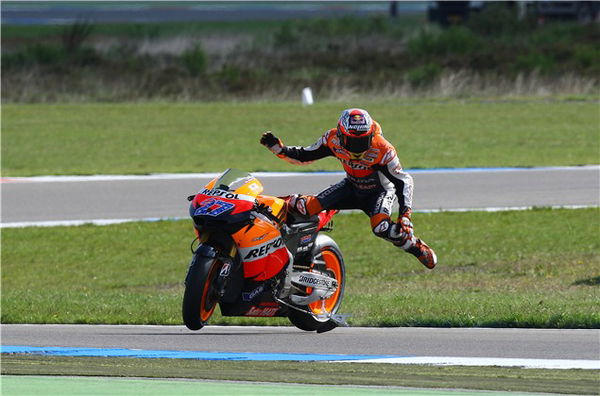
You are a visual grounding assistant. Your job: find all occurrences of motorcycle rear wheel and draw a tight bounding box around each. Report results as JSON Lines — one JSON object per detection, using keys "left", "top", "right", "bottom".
{"left": 182, "top": 255, "right": 222, "bottom": 330}
{"left": 288, "top": 241, "right": 345, "bottom": 331}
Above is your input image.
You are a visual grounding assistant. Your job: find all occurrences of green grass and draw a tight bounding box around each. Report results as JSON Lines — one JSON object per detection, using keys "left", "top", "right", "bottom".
{"left": 2, "top": 208, "right": 598, "bottom": 327}
{"left": 2, "top": 355, "right": 598, "bottom": 394}
{"left": 2, "top": 100, "right": 599, "bottom": 176}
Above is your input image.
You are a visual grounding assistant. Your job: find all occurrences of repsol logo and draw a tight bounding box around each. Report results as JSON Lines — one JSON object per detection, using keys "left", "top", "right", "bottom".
{"left": 299, "top": 275, "right": 331, "bottom": 288}
{"left": 243, "top": 237, "right": 284, "bottom": 260}
{"left": 339, "top": 158, "right": 369, "bottom": 170}
{"left": 201, "top": 189, "right": 239, "bottom": 200}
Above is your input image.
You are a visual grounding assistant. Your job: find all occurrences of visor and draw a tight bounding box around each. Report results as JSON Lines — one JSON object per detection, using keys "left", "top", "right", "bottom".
{"left": 338, "top": 130, "right": 372, "bottom": 154}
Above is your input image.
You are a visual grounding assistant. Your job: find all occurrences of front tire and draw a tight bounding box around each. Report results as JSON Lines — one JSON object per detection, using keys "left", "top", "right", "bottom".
{"left": 288, "top": 235, "right": 345, "bottom": 331}
{"left": 182, "top": 254, "right": 222, "bottom": 330}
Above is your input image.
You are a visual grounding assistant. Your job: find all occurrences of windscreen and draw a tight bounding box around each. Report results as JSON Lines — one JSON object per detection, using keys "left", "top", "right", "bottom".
{"left": 213, "top": 168, "right": 263, "bottom": 197}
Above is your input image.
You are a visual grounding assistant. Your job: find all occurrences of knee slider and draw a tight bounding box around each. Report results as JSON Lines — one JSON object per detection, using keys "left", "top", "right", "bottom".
{"left": 372, "top": 218, "right": 393, "bottom": 239}
{"left": 373, "top": 219, "right": 411, "bottom": 246}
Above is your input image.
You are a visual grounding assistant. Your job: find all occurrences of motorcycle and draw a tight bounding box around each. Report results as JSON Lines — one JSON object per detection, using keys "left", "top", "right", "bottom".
{"left": 182, "top": 168, "right": 348, "bottom": 333}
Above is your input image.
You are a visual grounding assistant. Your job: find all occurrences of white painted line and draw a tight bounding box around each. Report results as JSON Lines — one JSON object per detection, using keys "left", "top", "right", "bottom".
{"left": 2, "top": 165, "right": 598, "bottom": 183}
{"left": 415, "top": 205, "right": 598, "bottom": 213}
{"left": 1, "top": 205, "right": 597, "bottom": 228}
{"left": 338, "top": 356, "right": 600, "bottom": 370}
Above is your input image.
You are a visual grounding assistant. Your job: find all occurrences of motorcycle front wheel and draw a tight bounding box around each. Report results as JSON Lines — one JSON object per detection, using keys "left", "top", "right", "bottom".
{"left": 288, "top": 237, "right": 345, "bottom": 331}
{"left": 182, "top": 254, "right": 222, "bottom": 330}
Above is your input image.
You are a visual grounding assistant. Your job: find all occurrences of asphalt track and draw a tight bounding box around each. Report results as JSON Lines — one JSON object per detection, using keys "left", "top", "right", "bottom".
{"left": 2, "top": 166, "right": 599, "bottom": 225}
{"left": 3, "top": 325, "right": 599, "bottom": 364}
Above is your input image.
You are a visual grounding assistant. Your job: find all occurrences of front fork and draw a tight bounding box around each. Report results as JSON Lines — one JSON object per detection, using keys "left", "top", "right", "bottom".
{"left": 191, "top": 230, "right": 238, "bottom": 299}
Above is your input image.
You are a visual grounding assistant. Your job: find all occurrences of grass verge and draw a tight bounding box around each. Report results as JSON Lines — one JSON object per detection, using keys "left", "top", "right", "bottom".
{"left": 2, "top": 355, "right": 598, "bottom": 394}
{"left": 2, "top": 208, "right": 598, "bottom": 327}
{"left": 2, "top": 100, "right": 599, "bottom": 176}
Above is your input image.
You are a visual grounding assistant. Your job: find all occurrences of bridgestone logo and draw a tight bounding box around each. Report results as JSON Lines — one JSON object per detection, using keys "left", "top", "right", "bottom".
{"left": 298, "top": 275, "right": 331, "bottom": 288}
{"left": 243, "top": 237, "right": 284, "bottom": 260}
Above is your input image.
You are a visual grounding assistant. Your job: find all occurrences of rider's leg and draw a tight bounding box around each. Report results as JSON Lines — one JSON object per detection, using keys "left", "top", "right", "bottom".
{"left": 368, "top": 192, "right": 437, "bottom": 269}
{"left": 288, "top": 178, "right": 356, "bottom": 216}
{"left": 287, "top": 194, "right": 323, "bottom": 216}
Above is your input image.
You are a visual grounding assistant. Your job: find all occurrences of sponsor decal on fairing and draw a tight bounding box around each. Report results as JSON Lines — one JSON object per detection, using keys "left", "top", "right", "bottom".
{"left": 194, "top": 198, "right": 235, "bottom": 217}
{"left": 199, "top": 188, "right": 256, "bottom": 202}
{"left": 245, "top": 306, "right": 279, "bottom": 317}
{"left": 219, "top": 263, "right": 231, "bottom": 277}
{"left": 299, "top": 234, "right": 313, "bottom": 245}
{"left": 298, "top": 274, "right": 332, "bottom": 288}
{"left": 251, "top": 233, "right": 269, "bottom": 242}
{"left": 241, "top": 236, "right": 285, "bottom": 261}
{"left": 292, "top": 271, "right": 338, "bottom": 290}
{"left": 242, "top": 284, "right": 265, "bottom": 301}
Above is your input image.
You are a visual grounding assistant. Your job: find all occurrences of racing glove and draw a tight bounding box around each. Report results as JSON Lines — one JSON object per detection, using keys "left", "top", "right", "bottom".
{"left": 260, "top": 131, "right": 284, "bottom": 155}
{"left": 397, "top": 208, "right": 414, "bottom": 240}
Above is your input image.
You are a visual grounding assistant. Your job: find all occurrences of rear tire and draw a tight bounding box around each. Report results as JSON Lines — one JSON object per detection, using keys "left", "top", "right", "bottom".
{"left": 182, "top": 254, "right": 222, "bottom": 330}
{"left": 288, "top": 236, "right": 345, "bottom": 331}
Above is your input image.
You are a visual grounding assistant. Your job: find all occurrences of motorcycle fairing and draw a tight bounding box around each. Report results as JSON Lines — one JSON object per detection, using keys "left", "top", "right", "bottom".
{"left": 219, "top": 279, "right": 288, "bottom": 317}
{"left": 192, "top": 189, "right": 255, "bottom": 216}
{"left": 232, "top": 216, "right": 288, "bottom": 281}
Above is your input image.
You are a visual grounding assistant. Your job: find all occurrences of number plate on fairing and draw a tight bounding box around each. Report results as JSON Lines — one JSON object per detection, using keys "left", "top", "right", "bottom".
{"left": 194, "top": 198, "right": 235, "bottom": 217}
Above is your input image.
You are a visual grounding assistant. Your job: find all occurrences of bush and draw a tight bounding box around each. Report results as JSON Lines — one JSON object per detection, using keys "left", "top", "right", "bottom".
{"left": 273, "top": 21, "right": 300, "bottom": 48}
{"left": 61, "top": 21, "right": 94, "bottom": 55}
{"left": 407, "top": 26, "right": 482, "bottom": 58}
{"left": 1, "top": 44, "right": 66, "bottom": 69}
{"left": 467, "top": 3, "right": 533, "bottom": 37}
{"left": 573, "top": 45, "right": 600, "bottom": 70}
{"left": 181, "top": 45, "right": 208, "bottom": 76}
{"left": 513, "top": 52, "right": 557, "bottom": 74}
{"left": 406, "top": 63, "right": 442, "bottom": 87}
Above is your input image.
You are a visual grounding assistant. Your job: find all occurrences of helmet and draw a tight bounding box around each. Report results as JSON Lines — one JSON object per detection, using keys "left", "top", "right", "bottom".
{"left": 336, "top": 108, "right": 375, "bottom": 154}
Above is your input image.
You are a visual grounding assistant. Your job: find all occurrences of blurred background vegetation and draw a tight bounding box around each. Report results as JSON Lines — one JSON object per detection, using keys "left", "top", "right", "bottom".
{"left": 2, "top": 1, "right": 599, "bottom": 102}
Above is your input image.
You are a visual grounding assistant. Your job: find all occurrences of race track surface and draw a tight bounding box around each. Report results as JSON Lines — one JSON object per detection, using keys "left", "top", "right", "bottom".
{"left": 2, "top": 325, "right": 599, "bottom": 361}
{"left": 2, "top": 166, "right": 598, "bottom": 224}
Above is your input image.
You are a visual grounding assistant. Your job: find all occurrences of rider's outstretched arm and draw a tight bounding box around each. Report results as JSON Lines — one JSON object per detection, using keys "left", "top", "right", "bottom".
{"left": 260, "top": 131, "right": 333, "bottom": 165}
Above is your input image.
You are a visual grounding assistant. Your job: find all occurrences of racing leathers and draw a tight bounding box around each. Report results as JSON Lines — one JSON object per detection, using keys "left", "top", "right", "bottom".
{"left": 262, "top": 122, "right": 437, "bottom": 269}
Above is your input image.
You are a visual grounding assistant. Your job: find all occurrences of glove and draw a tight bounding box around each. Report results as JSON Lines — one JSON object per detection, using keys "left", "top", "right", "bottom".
{"left": 286, "top": 194, "right": 308, "bottom": 216}
{"left": 260, "top": 131, "right": 283, "bottom": 155}
{"left": 397, "top": 208, "right": 414, "bottom": 239}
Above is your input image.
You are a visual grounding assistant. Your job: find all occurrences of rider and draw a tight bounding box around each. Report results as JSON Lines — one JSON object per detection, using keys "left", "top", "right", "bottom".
{"left": 260, "top": 108, "right": 437, "bottom": 269}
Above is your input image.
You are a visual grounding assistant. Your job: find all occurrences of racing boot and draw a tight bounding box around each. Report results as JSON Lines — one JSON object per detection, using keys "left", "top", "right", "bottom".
{"left": 404, "top": 239, "right": 437, "bottom": 269}
{"left": 286, "top": 194, "right": 322, "bottom": 217}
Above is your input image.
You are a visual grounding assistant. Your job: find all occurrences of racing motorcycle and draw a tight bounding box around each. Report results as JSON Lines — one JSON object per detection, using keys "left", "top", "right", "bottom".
{"left": 182, "top": 168, "right": 347, "bottom": 333}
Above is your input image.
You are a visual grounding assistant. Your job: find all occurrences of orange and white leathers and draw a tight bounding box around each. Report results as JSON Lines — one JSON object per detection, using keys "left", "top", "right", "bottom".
{"left": 270, "top": 121, "right": 414, "bottom": 242}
